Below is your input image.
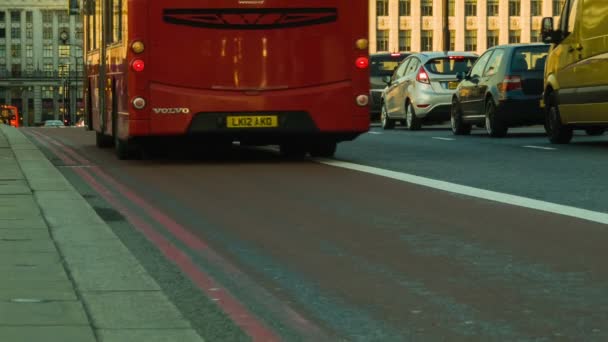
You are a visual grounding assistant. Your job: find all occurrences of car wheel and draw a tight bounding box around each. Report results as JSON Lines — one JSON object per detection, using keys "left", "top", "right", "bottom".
{"left": 380, "top": 103, "right": 395, "bottom": 130}
{"left": 406, "top": 102, "right": 422, "bottom": 131}
{"left": 450, "top": 98, "right": 471, "bottom": 135}
{"left": 545, "top": 94, "right": 573, "bottom": 144}
{"left": 485, "top": 100, "right": 508, "bottom": 138}
{"left": 585, "top": 127, "right": 605, "bottom": 136}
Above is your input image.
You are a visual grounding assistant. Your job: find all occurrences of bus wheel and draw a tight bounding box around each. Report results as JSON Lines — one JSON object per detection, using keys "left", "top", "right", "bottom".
{"left": 310, "top": 142, "right": 337, "bottom": 158}
{"left": 96, "top": 132, "right": 113, "bottom": 148}
{"left": 279, "top": 143, "right": 307, "bottom": 159}
{"left": 114, "top": 137, "right": 139, "bottom": 160}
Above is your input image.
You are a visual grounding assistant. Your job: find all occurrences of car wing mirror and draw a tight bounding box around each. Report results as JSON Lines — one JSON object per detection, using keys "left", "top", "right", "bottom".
{"left": 382, "top": 75, "right": 392, "bottom": 85}
{"left": 541, "top": 17, "right": 560, "bottom": 44}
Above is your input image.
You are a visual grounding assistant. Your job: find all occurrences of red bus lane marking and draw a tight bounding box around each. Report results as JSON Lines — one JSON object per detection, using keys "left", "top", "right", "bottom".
{"left": 26, "top": 130, "right": 326, "bottom": 339}
{"left": 25, "top": 130, "right": 280, "bottom": 341}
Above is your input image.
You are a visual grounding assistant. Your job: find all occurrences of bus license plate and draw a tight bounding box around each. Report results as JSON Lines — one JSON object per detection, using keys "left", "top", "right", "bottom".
{"left": 448, "top": 81, "right": 459, "bottom": 89}
{"left": 227, "top": 115, "right": 278, "bottom": 128}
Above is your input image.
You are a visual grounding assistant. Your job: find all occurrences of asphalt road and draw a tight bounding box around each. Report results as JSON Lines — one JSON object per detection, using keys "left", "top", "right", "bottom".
{"left": 25, "top": 125, "right": 608, "bottom": 341}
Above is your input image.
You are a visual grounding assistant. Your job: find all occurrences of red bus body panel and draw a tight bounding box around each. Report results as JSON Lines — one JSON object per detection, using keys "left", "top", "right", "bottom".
{"left": 87, "top": 0, "right": 369, "bottom": 143}
{"left": 1, "top": 105, "right": 20, "bottom": 128}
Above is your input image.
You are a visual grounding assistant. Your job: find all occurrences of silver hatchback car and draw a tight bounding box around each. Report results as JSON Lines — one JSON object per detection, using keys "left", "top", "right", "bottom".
{"left": 380, "top": 52, "right": 478, "bottom": 130}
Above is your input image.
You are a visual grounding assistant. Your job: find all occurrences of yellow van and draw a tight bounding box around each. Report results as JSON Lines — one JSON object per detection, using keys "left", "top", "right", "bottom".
{"left": 541, "top": 0, "right": 608, "bottom": 143}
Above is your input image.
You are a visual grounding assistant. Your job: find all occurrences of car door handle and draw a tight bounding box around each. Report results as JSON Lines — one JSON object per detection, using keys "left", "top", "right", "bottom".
{"left": 576, "top": 44, "right": 583, "bottom": 51}
{"left": 568, "top": 44, "right": 583, "bottom": 52}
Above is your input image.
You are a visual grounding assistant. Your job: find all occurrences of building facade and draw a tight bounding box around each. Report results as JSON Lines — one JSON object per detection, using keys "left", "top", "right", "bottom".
{"left": 0, "top": 0, "right": 83, "bottom": 126}
{"left": 369, "top": 0, "right": 565, "bottom": 54}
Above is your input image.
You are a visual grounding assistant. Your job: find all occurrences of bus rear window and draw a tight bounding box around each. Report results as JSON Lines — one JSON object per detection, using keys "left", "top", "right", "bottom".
{"left": 425, "top": 57, "right": 477, "bottom": 75}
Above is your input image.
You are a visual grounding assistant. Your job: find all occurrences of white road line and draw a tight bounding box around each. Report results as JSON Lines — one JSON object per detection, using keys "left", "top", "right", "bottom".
{"left": 522, "top": 145, "right": 557, "bottom": 151}
{"left": 432, "top": 137, "right": 455, "bottom": 141}
{"left": 315, "top": 159, "right": 608, "bottom": 225}
{"left": 367, "top": 131, "right": 383, "bottom": 135}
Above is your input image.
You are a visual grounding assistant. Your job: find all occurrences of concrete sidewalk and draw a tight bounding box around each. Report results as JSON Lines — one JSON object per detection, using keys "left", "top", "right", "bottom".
{"left": 0, "top": 125, "right": 204, "bottom": 341}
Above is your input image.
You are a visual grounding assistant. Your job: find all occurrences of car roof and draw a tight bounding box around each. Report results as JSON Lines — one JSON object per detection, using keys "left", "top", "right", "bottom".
{"left": 407, "top": 51, "right": 479, "bottom": 60}
{"left": 488, "top": 43, "right": 550, "bottom": 50}
{"left": 370, "top": 52, "right": 411, "bottom": 58}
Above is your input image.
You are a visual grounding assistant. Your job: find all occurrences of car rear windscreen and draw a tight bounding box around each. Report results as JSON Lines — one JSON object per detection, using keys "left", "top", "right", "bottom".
{"left": 371, "top": 55, "right": 405, "bottom": 77}
{"left": 510, "top": 46, "right": 550, "bottom": 72}
{"left": 425, "top": 57, "right": 477, "bottom": 75}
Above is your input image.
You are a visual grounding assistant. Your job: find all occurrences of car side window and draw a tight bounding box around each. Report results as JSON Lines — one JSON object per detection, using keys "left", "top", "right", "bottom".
{"left": 567, "top": 0, "right": 579, "bottom": 34}
{"left": 484, "top": 49, "right": 504, "bottom": 77}
{"left": 406, "top": 58, "right": 420, "bottom": 76}
{"left": 394, "top": 59, "right": 410, "bottom": 80}
{"left": 469, "top": 51, "right": 493, "bottom": 78}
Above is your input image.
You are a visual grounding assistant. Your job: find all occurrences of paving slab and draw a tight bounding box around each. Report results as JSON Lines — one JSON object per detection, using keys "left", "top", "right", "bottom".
{"left": 99, "top": 329, "right": 204, "bottom": 342}
{"left": 0, "top": 195, "right": 40, "bottom": 217}
{"left": 0, "top": 285, "right": 78, "bottom": 301}
{"left": 0, "top": 228, "right": 50, "bottom": 240}
{"left": 0, "top": 169, "right": 25, "bottom": 182}
{"left": 0, "top": 239, "right": 57, "bottom": 252}
{"left": 82, "top": 291, "right": 192, "bottom": 329}
{"left": 0, "top": 326, "right": 96, "bottom": 342}
{"left": 0, "top": 217, "right": 48, "bottom": 229}
{"left": 52, "top": 223, "right": 120, "bottom": 244}
{"left": 0, "top": 252, "right": 61, "bottom": 266}
{"left": 0, "top": 301, "right": 89, "bottom": 325}
{"left": 3, "top": 262, "right": 70, "bottom": 283}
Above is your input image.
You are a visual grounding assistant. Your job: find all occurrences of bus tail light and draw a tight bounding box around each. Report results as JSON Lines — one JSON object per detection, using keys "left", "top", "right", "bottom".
{"left": 132, "top": 97, "right": 146, "bottom": 109}
{"left": 356, "top": 95, "right": 369, "bottom": 107}
{"left": 356, "top": 57, "right": 369, "bottom": 69}
{"left": 132, "top": 59, "right": 145, "bottom": 72}
{"left": 131, "top": 41, "right": 145, "bottom": 54}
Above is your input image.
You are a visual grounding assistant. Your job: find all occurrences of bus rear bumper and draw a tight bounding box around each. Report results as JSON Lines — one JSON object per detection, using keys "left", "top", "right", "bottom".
{"left": 132, "top": 81, "right": 369, "bottom": 141}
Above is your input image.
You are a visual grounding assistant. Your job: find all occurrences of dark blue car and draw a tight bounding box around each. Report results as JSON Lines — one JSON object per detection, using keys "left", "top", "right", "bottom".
{"left": 450, "top": 43, "right": 550, "bottom": 137}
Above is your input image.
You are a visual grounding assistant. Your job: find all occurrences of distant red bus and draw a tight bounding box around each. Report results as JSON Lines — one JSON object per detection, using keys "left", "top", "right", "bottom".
{"left": 0, "top": 105, "right": 19, "bottom": 128}
{"left": 83, "top": 0, "right": 369, "bottom": 159}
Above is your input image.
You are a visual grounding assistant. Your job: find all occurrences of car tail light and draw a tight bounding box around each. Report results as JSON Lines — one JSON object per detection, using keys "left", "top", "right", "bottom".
{"left": 449, "top": 56, "right": 465, "bottom": 60}
{"left": 416, "top": 67, "right": 430, "bottom": 84}
{"left": 132, "top": 59, "right": 145, "bottom": 72}
{"left": 356, "top": 57, "right": 369, "bottom": 69}
{"left": 499, "top": 75, "right": 522, "bottom": 93}
{"left": 391, "top": 53, "right": 401, "bottom": 57}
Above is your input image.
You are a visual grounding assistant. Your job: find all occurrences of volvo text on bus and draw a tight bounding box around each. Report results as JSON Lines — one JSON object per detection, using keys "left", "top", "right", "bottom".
{"left": 82, "top": 0, "right": 370, "bottom": 159}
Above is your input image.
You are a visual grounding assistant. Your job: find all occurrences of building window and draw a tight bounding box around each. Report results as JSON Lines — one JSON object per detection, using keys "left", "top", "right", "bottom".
{"left": 42, "top": 11, "right": 52, "bottom": 24}
{"left": 42, "top": 86, "right": 54, "bottom": 98}
{"left": 509, "top": 0, "right": 521, "bottom": 16}
{"left": 26, "top": 45, "right": 32, "bottom": 58}
{"left": 377, "top": 30, "right": 389, "bottom": 52}
{"left": 0, "top": 28, "right": 5, "bottom": 39}
{"left": 26, "top": 28, "right": 32, "bottom": 39}
{"left": 43, "top": 45, "right": 53, "bottom": 58}
{"left": 11, "top": 64, "right": 21, "bottom": 77}
{"left": 465, "top": 30, "right": 477, "bottom": 51}
{"left": 0, "top": 12, "right": 5, "bottom": 22}
{"left": 11, "top": 28, "right": 21, "bottom": 39}
{"left": 421, "top": 0, "right": 433, "bottom": 16}
{"left": 449, "top": 0, "right": 456, "bottom": 16}
{"left": 10, "top": 11, "right": 20, "bottom": 23}
{"left": 26, "top": 11, "right": 32, "bottom": 23}
{"left": 553, "top": 0, "right": 565, "bottom": 16}
{"left": 0, "top": 45, "right": 5, "bottom": 57}
{"left": 487, "top": 0, "right": 499, "bottom": 16}
{"left": 377, "top": 0, "right": 389, "bottom": 16}
{"left": 399, "top": 0, "right": 411, "bottom": 16}
{"left": 399, "top": 30, "right": 411, "bottom": 51}
{"left": 11, "top": 44, "right": 21, "bottom": 58}
{"left": 487, "top": 30, "right": 499, "bottom": 48}
{"left": 112, "top": 0, "right": 123, "bottom": 42}
{"left": 531, "top": 0, "right": 542, "bottom": 16}
{"left": 509, "top": 30, "right": 521, "bottom": 43}
{"left": 421, "top": 30, "right": 433, "bottom": 51}
{"left": 530, "top": 30, "right": 541, "bottom": 42}
{"left": 465, "top": 0, "right": 477, "bottom": 16}
{"left": 43, "top": 27, "right": 53, "bottom": 40}
{"left": 43, "top": 64, "right": 53, "bottom": 77}
{"left": 59, "top": 46, "right": 70, "bottom": 57}
{"left": 449, "top": 30, "right": 455, "bottom": 51}
{"left": 58, "top": 12, "right": 69, "bottom": 24}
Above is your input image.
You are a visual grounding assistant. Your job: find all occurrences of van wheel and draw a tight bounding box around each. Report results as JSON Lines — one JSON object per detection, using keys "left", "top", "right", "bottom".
{"left": 450, "top": 98, "right": 471, "bottom": 135}
{"left": 545, "top": 94, "right": 573, "bottom": 144}
{"left": 380, "top": 104, "right": 395, "bottom": 130}
{"left": 406, "top": 102, "right": 421, "bottom": 131}
{"left": 485, "top": 100, "right": 508, "bottom": 137}
{"left": 585, "top": 127, "right": 605, "bottom": 136}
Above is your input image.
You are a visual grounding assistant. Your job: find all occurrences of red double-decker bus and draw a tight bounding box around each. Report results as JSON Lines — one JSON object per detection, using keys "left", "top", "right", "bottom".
{"left": 82, "top": 0, "right": 369, "bottom": 159}
{"left": 0, "top": 105, "right": 20, "bottom": 128}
